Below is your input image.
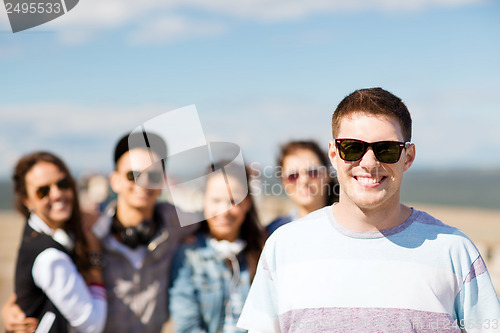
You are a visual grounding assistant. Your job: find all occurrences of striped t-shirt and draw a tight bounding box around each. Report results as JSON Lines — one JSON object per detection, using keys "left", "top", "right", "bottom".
{"left": 237, "top": 206, "right": 500, "bottom": 332}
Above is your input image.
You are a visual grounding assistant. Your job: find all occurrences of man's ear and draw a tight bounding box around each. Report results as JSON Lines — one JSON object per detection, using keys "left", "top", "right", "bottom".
{"left": 403, "top": 144, "right": 416, "bottom": 172}
{"left": 109, "top": 171, "right": 121, "bottom": 194}
{"left": 328, "top": 140, "right": 338, "bottom": 172}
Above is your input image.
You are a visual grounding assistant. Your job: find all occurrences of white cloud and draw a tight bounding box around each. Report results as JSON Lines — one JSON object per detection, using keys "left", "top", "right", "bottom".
{"left": 0, "top": 44, "right": 21, "bottom": 59}
{"left": 127, "top": 15, "right": 225, "bottom": 45}
{"left": 0, "top": 103, "right": 178, "bottom": 176}
{"left": 2, "top": 103, "right": 174, "bottom": 133}
{"left": 29, "top": 0, "right": 485, "bottom": 44}
{"left": 148, "top": 0, "right": 484, "bottom": 21}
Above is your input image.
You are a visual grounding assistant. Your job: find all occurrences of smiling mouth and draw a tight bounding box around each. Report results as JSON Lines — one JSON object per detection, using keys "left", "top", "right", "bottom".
{"left": 51, "top": 201, "right": 70, "bottom": 211}
{"left": 354, "top": 176, "right": 386, "bottom": 185}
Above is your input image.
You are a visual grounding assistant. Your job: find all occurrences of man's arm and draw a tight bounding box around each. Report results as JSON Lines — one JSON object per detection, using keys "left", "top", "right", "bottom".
{"left": 2, "top": 294, "right": 38, "bottom": 333}
{"left": 455, "top": 254, "right": 500, "bottom": 332}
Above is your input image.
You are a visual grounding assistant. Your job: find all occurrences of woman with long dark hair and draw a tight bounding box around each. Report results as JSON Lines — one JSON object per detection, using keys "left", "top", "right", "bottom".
{"left": 9, "top": 151, "right": 107, "bottom": 333}
{"left": 169, "top": 162, "right": 266, "bottom": 333}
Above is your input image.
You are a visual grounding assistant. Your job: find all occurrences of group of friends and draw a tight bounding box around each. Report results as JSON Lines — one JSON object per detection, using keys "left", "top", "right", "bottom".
{"left": 3, "top": 87, "right": 500, "bottom": 333}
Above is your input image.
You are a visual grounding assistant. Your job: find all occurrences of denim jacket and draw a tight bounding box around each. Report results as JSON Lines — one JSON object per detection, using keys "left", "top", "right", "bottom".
{"left": 169, "top": 234, "right": 251, "bottom": 333}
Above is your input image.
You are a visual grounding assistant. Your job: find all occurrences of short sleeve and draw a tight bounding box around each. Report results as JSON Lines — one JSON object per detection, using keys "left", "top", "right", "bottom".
{"left": 454, "top": 254, "right": 500, "bottom": 332}
{"left": 237, "top": 244, "right": 281, "bottom": 333}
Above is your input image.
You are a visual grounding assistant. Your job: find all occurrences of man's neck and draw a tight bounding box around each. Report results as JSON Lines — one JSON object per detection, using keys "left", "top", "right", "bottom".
{"left": 333, "top": 199, "right": 412, "bottom": 233}
{"left": 115, "top": 200, "right": 155, "bottom": 227}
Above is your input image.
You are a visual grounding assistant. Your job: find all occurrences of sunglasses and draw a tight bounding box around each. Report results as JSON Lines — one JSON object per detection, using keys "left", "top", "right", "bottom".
{"left": 335, "top": 139, "right": 412, "bottom": 164}
{"left": 284, "top": 167, "right": 325, "bottom": 183}
{"left": 126, "top": 170, "right": 164, "bottom": 185}
{"left": 35, "top": 177, "right": 71, "bottom": 200}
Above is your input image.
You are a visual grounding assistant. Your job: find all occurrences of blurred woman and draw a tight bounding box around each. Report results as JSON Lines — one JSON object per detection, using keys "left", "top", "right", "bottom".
{"left": 8, "top": 151, "right": 106, "bottom": 333}
{"left": 266, "top": 140, "right": 339, "bottom": 235}
{"left": 169, "top": 162, "right": 266, "bottom": 333}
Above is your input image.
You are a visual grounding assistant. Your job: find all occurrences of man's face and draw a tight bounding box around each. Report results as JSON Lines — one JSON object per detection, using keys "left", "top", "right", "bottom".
{"left": 111, "top": 148, "right": 163, "bottom": 211}
{"left": 328, "top": 112, "right": 415, "bottom": 211}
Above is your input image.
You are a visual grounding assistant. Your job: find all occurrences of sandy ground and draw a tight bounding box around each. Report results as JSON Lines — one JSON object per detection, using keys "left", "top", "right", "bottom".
{"left": 1, "top": 202, "right": 499, "bottom": 331}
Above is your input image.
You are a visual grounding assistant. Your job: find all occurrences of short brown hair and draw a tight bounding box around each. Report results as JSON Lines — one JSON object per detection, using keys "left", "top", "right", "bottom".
{"left": 331, "top": 87, "right": 412, "bottom": 142}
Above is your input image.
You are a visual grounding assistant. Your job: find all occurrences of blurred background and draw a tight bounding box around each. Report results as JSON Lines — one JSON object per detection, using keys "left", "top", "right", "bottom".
{"left": 1, "top": 0, "right": 499, "bottom": 331}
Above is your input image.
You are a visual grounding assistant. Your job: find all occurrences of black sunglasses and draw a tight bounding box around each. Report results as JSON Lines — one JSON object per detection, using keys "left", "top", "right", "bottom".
{"left": 35, "top": 177, "right": 71, "bottom": 200}
{"left": 126, "top": 170, "right": 164, "bottom": 185}
{"left": 335, "top": 139, "right": 411, "bottom": 164}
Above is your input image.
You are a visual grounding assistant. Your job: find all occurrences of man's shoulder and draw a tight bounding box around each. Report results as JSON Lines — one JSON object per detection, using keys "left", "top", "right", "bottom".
{"left": 412, "top": 209, "right": 464, "bottom": 235}
{"left": 154, "top": 202, "right": 200, "bottom": 242}
{"left": 154, "top": 201, "right": 175, "bottom": 217}
{"left": 411, "top": 209, "right": 477, "bottom": 250}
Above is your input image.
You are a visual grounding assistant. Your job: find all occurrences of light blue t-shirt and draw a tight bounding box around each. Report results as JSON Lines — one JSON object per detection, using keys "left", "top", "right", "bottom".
{"left": 238, "top": 206, "right": 500, "bottom": 332}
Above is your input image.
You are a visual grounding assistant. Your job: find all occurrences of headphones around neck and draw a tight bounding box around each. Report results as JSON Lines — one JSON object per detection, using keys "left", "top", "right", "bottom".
{"left": 111, "top": 213, "right": 160, "bottom": 249}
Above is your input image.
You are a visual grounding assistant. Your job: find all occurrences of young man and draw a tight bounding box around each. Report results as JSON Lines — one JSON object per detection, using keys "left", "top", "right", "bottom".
{"left": 3, "top": 131, "right": 198, "bottom": 333}
{"left": 92, "top": 131, "right": 198, "bottom": 332}
{"left": 237, "top": 88, "right": 500, "bottom": 332}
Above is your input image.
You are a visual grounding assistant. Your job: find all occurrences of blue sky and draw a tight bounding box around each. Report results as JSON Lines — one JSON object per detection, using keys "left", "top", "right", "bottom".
{"left": 1, "top": 0, "right": 500, "bottom": 178}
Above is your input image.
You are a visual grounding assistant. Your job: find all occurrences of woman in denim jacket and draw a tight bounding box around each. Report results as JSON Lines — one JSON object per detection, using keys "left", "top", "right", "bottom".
{"left": 169, "top": 162, "right": 266, "bottom": 333}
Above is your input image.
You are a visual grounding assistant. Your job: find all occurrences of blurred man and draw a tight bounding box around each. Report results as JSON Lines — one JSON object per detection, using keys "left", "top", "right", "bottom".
{"left": 238, "top": 88, "right": 500, "bottom": 332}
{"left": 94, "top": 131, "right": 198, "bottom": 332}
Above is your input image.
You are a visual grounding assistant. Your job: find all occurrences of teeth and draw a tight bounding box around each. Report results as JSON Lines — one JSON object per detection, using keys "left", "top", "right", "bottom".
{"left": 52, "top": 202, "right": 66, "bottom": 210}
{"left": 357, "top": 177, "right": 381, "bottom": 184}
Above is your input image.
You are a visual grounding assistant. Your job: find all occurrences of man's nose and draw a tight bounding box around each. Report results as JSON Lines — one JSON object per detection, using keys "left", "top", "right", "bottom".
{"left": 359, "top": 147, "right": 380, "bottom": 170}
